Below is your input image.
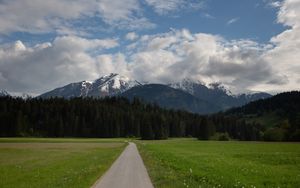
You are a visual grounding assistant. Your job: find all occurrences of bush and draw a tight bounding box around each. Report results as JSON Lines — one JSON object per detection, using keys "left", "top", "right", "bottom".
{"left": 210, "top": 132, "right": 231, "bottom": 141}
{"left": 218, "top": 132, "right": 230, "bottom": 141}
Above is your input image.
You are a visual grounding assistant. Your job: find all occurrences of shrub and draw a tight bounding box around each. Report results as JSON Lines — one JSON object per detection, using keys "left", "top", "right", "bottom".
{"left": 210, "top": 132, "right": 231, "bottom": 141}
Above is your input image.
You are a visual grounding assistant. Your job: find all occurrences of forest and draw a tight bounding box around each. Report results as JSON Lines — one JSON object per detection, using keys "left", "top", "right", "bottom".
{"left": 227, "top": 91, "right": 300, "bottom": 141}
{"left": 0, "top": 96, "right": 263, "bottom": 140}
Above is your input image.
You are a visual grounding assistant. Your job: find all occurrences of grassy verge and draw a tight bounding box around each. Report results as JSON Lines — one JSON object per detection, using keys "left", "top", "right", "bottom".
{"left": 0, "top": 138, "right": 126, "bottom": 188}
{"left": 137, "top": 138, "right": 300, "bottom": 188}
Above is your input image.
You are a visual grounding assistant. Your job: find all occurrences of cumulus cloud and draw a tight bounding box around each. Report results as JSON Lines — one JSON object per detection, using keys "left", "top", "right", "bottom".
{"left": 262, "top": 0, "right": 300, "bottom": 92}
{"left": 1, "top": 0, "right": 299, "bottom": 94}
{"left": 1, "top": 25, "right": 296, "bottom": 94}
{"left": 125, "top": 30, "right": 287, "bottom": 93}
{"left": 0, "top": 0, "right": 154, "bottom": 34}
{"left": 0, "top": 36, "right": 120, "bottom": 94}
{"left": 144, "top": 0, "right": 204, "bottom": 15}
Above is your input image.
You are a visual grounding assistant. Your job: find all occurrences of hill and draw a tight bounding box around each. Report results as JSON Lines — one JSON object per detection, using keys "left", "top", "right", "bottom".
{"left": 226, "top": 91, "right": 300, "bottom": 141}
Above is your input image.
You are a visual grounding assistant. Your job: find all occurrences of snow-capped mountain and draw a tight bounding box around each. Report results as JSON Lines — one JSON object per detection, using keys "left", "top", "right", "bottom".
{"left": 0, "top": 90, "right": 33, "bottom": 99}
{"left": 39, "top": 73, "right": 142, "bottom": 99}
{"left": 0, "top": 89, "right": 10, "bottom": 97}
{"left": 38, "top": 74, "right": 271, "bottom": 113}
{"left": 169, "top": 78, "right": 204, "bottom": 95}
{"left": 169, "top": 79, "right": 272, "bottom": 110}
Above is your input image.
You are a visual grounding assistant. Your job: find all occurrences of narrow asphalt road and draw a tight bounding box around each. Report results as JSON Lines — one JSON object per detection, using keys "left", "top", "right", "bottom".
{"left": 91, "top": 142, "right": 154, "bottom": 188}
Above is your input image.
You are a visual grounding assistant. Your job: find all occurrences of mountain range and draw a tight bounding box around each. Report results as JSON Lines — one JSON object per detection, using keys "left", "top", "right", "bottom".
{"left": 121, "top": 84, "right": 220, "bottom": 114}
{"left": 0, "top": 89, "right": 31, "bottom": 99}
{"left": 169, "top": 78, "right": 271, "bottom": 110}
{"left": 36, "top": 73, "right": 272, "bottom": 114}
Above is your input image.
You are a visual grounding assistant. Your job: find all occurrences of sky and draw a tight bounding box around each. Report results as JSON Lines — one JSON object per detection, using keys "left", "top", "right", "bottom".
{"left": 0, "top": 0, "right": 299, "bottom": 95}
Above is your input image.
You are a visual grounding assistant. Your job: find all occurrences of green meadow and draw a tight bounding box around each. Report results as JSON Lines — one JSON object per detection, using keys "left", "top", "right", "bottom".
{"left": 0, "top": 138, "right": 126, "bottom": 188}
{"left": 137, "top": 139, "right": 300, "bottom": 188}
{"left": 1, "top": 138, "right": 300, "bottom": 188}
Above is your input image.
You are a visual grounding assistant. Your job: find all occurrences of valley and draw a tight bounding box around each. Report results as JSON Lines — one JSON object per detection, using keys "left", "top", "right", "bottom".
{"left": 1, "top": 0, "right": 299, "bottom": 187}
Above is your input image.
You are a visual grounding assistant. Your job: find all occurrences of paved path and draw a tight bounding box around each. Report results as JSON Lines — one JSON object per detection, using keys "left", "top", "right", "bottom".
{"left": 92, "top": 142, "right": 154, "bottom": 188}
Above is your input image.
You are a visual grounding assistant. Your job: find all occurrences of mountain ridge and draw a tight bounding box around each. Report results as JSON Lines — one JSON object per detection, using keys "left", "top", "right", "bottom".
{"left": 121, "top": 84, "right": 220, "bottom": 114}
{"left": 39, "top": 73, "right": 141, "bottom": 99}
{"left": 37, "top": 73, "right": 272, "bottom": 114}
{"left": 169, "top": 79, "right": 271, "bottom": 110}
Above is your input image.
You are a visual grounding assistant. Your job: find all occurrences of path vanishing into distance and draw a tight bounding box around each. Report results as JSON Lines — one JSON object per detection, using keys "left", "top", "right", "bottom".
{"left": 92, "top": 142, "right": 154, "bottom": 188}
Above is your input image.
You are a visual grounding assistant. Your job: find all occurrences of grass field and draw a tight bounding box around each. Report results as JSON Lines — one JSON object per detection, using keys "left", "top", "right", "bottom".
{"left": 137, "top": 139, "right": 300, "bottom": 188}
{"left": 0, "top": 138, "right": 126, "bottom": 188}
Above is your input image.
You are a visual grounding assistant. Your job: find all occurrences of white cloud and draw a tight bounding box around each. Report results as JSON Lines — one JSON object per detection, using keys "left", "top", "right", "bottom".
{"left": 1, "top": 0, "right": 299, "bottom": 94}
{"left": 2, "top": 24, "right": 297, "bottom": 94}
{"left": 144, "top": 0, "right": 204, "bottom": 15}
{"left": 270, "top": 1, "right": 282, "bottom": 8}
{"left": 262, "top": 0, "right": 300, "bottom": 92}
{"left": 0, "top": 36, "right": 120, "bottom": 94}
{"left": 96, "top": 0, "right": 155, "bottom": 30}
{"left": 227, "top": 17, "right": 240, "bottom": 25}
{"left": 52, "top": 36, "right": 119, "bottom": 52}
{"left": 125, "top": 32, "right": 139, "bottom": 41}
{"left": 0, "top": 0, "right": 154, "bottom": 34}
{"left": 264, "top": 0, "right": 282, "bottom": 8}
{"left": 124, "top": 29, "right": 287, "bottom": 93}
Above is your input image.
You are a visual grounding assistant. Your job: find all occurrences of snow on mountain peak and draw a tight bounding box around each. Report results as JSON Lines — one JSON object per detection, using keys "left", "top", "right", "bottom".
{"left": 93, "top": 73, "right": 134, "bottom": 93}
{"left": 50, "top": 73, "right": 143, "bottom": 98}
{"left": 208, "top": 82, "right": 233, "bottom": 96}
{"left": 170, "top": 78, "right": 206, "bottom": 95}
{"left": 0, "top": 89, "right": 10, "bottom": 96}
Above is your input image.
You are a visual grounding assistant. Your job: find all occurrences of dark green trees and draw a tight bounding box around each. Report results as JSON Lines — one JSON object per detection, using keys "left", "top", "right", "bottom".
{"left": 197, "top": 117, "right": 215, "bottom": 140}
{"left": 0, "top": 96, "right": 265, "bottom": 140}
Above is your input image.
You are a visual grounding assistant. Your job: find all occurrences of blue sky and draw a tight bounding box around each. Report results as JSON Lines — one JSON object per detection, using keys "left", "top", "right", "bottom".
{"left": 0, "top": 0, "right": 299, "bottom": 95}
{"left": 1, "top": 0, "right": 285, "bottom": 44}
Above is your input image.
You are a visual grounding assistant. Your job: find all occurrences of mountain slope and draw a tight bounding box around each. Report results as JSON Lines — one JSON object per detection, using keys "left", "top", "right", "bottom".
{"left": 170, "top": 79, "right": 271, "bottom": 110}
{"left": 121, "top": 84, "right": 220, "bottom": 114}
{"left": 39, "top": 73, "right": 141, "bottom": 98}
{"left": 226, "top": 91, "right": 300, "bottom": 141}
{"left": 227, "top": 91, "right": 300, "bottom": 116}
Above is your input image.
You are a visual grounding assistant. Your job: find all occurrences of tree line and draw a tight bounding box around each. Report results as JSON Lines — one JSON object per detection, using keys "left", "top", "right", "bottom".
{"left": 0, "top": 96, "right": 264, "bottom": 140}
